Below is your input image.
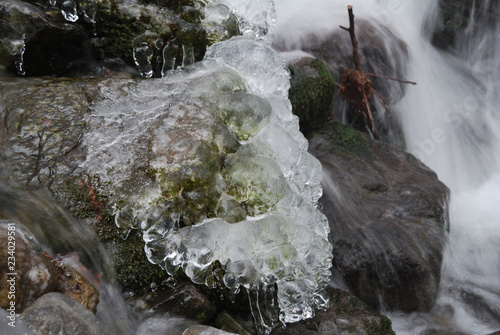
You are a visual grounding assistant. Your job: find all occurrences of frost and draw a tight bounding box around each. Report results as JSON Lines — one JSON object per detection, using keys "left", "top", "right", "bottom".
{"left": 82, "top": 37, "right": 331, "bottom": 331}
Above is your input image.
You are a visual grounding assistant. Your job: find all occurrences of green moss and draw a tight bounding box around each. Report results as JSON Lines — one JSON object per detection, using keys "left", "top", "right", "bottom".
{"left": 288, "top": 58, "right": 336, "bottom": 134}
{"left": 321, "top": 121, "right": 371, "bottom": 157}
{"left": 363, "top": 316, "right": 395, "bottom": 335}
{"left": 61, "top": 174, "right": 167, "bottom": 293}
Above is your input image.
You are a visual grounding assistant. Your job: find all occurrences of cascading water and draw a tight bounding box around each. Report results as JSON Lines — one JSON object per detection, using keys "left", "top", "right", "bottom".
{"left": 275, "top": 0, "right": 500, "bottom": 333}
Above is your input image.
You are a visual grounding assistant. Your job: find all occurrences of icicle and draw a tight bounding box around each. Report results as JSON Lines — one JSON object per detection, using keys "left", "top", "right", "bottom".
{"left": 13, "top": 41, "right": 25, "bottom": 76}
{"left": 181, "top": 44, "right": 195, "bottom": 68}
{"left": 247, "top": 283, "right": 281, "bottom": 335}
{"left": 161, "top": 39, "right": 178, "bottom": 76}
{"left": 133, "top": 32, "right": 156, "bottom": 78}
{"left": 61, "top": 0, "right": 79, "bottom": 22}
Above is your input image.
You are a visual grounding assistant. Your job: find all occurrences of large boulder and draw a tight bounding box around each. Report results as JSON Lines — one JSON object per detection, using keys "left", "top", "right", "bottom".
{"left": 309, "top": 122, "right": 449, "bottom": 312}
{"left": 0, "top": 38, "right": 333, "bottom": 327}
{"left": 20, "top": 292, "right": 112, "bottom": 335}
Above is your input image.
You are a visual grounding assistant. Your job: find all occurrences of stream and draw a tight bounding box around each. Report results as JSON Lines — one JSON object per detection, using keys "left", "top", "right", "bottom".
{"left": 274, "top": 0, "right": 500, "bottom": 333}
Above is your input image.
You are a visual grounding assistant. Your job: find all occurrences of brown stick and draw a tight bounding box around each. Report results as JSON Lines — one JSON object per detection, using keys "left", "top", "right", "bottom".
{"left": 365, "top": 73, "right": 417, "bottom": 85}
{"left": 340, "top": 5, "right": 361, "bottom": 72}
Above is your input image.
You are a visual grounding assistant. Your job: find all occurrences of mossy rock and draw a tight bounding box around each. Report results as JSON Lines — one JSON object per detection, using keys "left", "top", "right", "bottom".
{"left": 320, "top": 121, "right": 371, "bottom": 157}
{"left": 61, "top": 174, "right": 167, "bottom": 293}
{"left": 288, "top": 57, "right": 336, "bottom": 135}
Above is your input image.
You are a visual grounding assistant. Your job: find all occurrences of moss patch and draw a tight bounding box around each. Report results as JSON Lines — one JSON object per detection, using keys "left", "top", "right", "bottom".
{"left": 288, "top": 58, "right": 336, "bottom": 134}
{"left": 321, "top": 121, "right": 371, "bottom": 157}
{"left": 62, "top": 174, "right": 167, "bottom": 293}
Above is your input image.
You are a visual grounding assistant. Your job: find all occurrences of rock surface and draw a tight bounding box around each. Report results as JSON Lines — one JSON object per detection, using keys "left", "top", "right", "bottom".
{"left": 273, "top": 287, "right": 395, "bottom": 335}
{"left": 309, "top": 122, "right": 449, "bottom": 312}
{"left": 20, "top": 292, "right": 112, "bottom": 335}
{"left": 140, "top": 281, "right": 217, "bottom": 323}
{"left": 0, "top": 0, "right": 218, "bottom": 77}
{"left": 430, "top": 0, "right": 499, "bottom": 51}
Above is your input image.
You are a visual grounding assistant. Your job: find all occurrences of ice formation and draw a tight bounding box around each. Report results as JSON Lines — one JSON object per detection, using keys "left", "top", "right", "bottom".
{"left": 202, "top": 0, "right": 277, "bottom": 43}
{"left": 81, "top": 0, "right": 332, "bottom": 331}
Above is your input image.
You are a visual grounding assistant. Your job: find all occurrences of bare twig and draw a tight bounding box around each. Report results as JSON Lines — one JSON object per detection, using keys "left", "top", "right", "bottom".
{"left": 365, "top": 73, "right": 417, "bottom": 85}
{"left": 340, "top": 5, "right": 361, "bottom": 72}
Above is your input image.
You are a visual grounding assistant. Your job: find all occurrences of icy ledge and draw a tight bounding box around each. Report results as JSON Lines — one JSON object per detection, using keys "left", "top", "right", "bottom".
{"left": 81, "top": 37, "right": 332, "bottom": 331}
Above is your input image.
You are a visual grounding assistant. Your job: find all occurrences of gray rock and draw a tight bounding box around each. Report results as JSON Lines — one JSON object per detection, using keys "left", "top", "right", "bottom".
{"left": 20, "top": 292, "right": 112, "bottom": 335}
{"left": 145, "top": 281, "right": 216, "bottom": 323}
{"left": 274, "top": 287, "right": 394, "bottom": 335}
{"left": 308, "top": 123, "right": 449, "bottom": 312}
{"left": 0, "top": 307, "right": 35, "bottom": 335}
{"left": 430, "top": 0, "right": 498, "bottom": 51}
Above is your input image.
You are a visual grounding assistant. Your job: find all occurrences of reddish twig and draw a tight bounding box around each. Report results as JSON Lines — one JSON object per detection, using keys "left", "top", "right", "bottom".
{"left": 329, "top": 5, "right": 416, "bottom": 140}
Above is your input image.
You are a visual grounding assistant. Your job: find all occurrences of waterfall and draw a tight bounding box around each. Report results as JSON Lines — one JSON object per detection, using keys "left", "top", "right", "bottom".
{"left": 274, "top": 0, "right": 500, "bottom": 333}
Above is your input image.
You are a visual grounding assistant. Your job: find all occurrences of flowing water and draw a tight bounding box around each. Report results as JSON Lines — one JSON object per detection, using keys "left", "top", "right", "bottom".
{"left": 275, "top": 0, "right": 500, "bottom": 333}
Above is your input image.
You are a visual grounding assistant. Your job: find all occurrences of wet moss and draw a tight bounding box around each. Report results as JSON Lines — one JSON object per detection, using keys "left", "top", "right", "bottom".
{"left": 288, "top": 58, "right": 336, "bottom": 134}
{"left": 363, "top": 316, "right": 395, "bottom": 335}
{"left": 61, "top": 174, "right": 167, "bottom": 293}
{"left": 321, "top": 121, "right": 371, "bottom": 157}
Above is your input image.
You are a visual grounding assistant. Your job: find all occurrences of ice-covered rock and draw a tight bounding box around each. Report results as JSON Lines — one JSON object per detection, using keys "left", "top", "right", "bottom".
{"left": 80, "top": 37, "right": 332, "bottom": 329}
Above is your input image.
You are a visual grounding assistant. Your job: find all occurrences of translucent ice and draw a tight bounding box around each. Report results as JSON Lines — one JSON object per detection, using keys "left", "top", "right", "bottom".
{"left": 202, "top": 0, "right": 276, "bottom": 42}
{"left": 82, "top": 37, "right": 331, "bottom": 331}
{"left": 205, "top": 36, "right": 290, "bottom": 99}
{"left": 61, "top": 0, "right": 78, "bottom": 22}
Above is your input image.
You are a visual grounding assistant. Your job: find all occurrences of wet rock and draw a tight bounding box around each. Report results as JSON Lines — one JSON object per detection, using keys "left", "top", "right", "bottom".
{"left": 308, "top": 122, "right": 449, "bottom": 312}
{"left": 51, "top": 254, "right": 100, "bottom": 313}
{"left": 183, "top": 325, "right": 235, "bottom": 335}
{"left": 136, "top": 315, "right": 197, "bottom": 335}
{"left": 0, "top": 307, "right": 34, "bottom": 334}
{"left": 141, "top": 281, "right": 216, "bottom": 323}
{"left": 215, "top": 311, "right": 253, "bottom": 335}
{"left": 0, "top": 0, "right": 228, "bottom": 77}
{"left": 0, "top": 220, "right": 100, "bottom": 314}
{"left": 0, "top": 220, "right": 59, "bottom": 311}
{"left": 430, "top": 0, "right": 499, "bottom": 51}
{"left": 0, "top": 0, "right": 87, "bottom": 76}
{"left": 285, "top": 54, "right": 336, "bottom": 135}
{"left": 20, "top": 292, "right": 112, "bottom": 335}
{"left": 274, "top": 287, "right": 394, "bottom": 335}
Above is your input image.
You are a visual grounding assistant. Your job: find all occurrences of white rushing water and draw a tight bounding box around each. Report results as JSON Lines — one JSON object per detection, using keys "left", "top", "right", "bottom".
{"left": 274, "top": 0, "right": 500, "bottom": 333}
